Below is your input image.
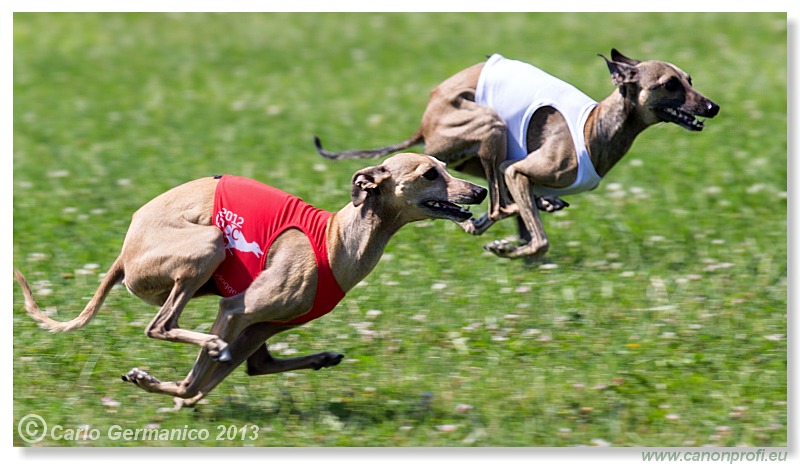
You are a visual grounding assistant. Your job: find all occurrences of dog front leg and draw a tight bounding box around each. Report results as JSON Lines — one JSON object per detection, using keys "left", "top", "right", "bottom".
{"left": 484, "top": 163, "right": 550, "bottom": 258}
{"left": 173, "top": 322, "right": 342, "bottom": 407}
{"left": 246, "top": 342, "right": 343, "bottom": 376}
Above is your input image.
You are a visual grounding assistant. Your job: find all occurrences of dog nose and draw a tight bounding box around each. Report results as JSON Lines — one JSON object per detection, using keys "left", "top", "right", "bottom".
{"left": 706, "top": 100, "right": 720, "bottom": 118}
{"left": 475, "top": 186, "right": 488, "bottom": 203}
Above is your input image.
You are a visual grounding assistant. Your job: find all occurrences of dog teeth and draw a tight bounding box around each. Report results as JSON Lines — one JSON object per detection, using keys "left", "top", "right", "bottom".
{"left": 426, "top": 200, "right": 469, "bottom": 214}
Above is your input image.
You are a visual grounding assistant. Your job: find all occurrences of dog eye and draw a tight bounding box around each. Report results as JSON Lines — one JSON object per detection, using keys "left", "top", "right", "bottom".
{"left": 664, "top": 77, "right": 681, "bottom": 92}
{"left": 422, "top": 168, "right": 439, "bottom": 181}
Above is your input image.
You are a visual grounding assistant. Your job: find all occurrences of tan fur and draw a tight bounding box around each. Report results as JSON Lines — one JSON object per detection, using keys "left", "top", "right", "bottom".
{"left": 315, "top": 49, "right": 719, "bottom": 258}
{"left": 15, "top": 153, "right": 486, "bottom": 407}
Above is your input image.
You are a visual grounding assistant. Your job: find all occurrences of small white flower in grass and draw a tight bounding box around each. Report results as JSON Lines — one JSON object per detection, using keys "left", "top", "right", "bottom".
{"left": 116, "top": 178, "right": 132, "bottom": 186}
{"left": 63, "top": 207, "right": 78, "bottom": 214}
{"left": 688, "top": 324, "right": 703, "bottom": 330}
{"left": 366, "top": 309, "right": 382, "bottom": 318}
{"left": 27, "top": 252, "right": 49, "bottom": 262}
{"left": 558, "top": 427, "right": 572, "bottom": 435}
{"left": 572, "top": 383, "right": 585, "bottom": 390}
{"left": 101, "top": 397, "right": 121, "bottom": 407}
{"left": 591, "top": 438, "right": 611, "bottom": 447}
{"left": 515, "top": 285, "right": 530, "bottom": 293}
{"left": 431, "top": 282, "right": 447, "bottom": 290}
{"left": 660, "top": 332, "right": 677, "bottom": 339}
{"left": 312, "top": 163, "right": 327, "bottom": 172}
{"left": 539, "top": 263, "right": 558, "bottom": 270}
{"left": 455, "top": 404, "right": 473, "bottom": 413}
{"left": 411, "top": 314, "right": 427, "bottom": 322}
{"left": 48, "top": 169, "right": 70, "bottom": 178}
{"left": 90, "top": 208, "right": 106, "bottom": 215}
{"left": 705, "top": 186, "right": 723, "bottom": 195}
{"left": 399, "top": 426, "right": 413, "bottom": 432}
{"left": 665, "top": 413, "right": 680, "bottom": 421}
{"left": 437, "top": 424, "right": 459, "bottom": 433}
{"left": 764, "top": 334, "right": 785, "bottom": 341}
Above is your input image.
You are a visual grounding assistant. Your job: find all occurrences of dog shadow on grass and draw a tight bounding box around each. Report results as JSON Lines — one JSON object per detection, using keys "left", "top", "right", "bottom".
{"left": 201, "top": 389, "right": 442, "bottom": 439}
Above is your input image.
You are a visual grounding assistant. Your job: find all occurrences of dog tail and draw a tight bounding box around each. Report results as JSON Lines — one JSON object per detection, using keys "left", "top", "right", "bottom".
{"left": 314, "top": 130, "right": 424, "bottom": 160}
{"left": 14, "top": 257, "right": 125, "bottom": 333}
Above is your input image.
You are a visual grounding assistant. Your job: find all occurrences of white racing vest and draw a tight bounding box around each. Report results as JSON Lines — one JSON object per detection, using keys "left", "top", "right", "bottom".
{"left": 475, "top": 54, "right": 601, "bottom": 197}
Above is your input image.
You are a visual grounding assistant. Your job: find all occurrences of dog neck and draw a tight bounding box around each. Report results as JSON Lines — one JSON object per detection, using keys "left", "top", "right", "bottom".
{"left": 584, "top": 89, "right": 650, "bottom": 177}
{"left": 326, "top": 201, "right": 404, "bottom": 292}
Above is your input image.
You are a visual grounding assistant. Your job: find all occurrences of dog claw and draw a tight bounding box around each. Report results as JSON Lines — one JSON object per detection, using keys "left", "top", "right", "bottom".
{"left": 217, "top": 346, "right": 232, "bottom": 363}
{"left": 536, "top": 196, "right": 568, "bottom": 213}
{"left": 204, "top": 337, "right": 231, "bottom": 362}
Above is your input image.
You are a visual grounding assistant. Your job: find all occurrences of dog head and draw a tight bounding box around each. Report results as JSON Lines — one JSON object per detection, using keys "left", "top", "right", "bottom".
{"left": 351, "top": 153, "right": 487, "bottom": 223}
{"left": 601, "top": 49, "right": 720, "bottom": 131}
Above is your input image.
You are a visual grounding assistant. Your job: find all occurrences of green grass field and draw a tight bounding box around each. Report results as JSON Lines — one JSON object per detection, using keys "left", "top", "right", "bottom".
{"left": 12, "top": 12, "right": 786, "bottom": 447}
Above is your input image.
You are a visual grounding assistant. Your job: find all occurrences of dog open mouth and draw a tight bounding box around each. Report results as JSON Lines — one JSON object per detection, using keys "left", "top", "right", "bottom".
{"left": 422, "top": 199, "right": 473, "bottom": 221}
{"left": 656, "top": 107, "right": 706, "bottom": 131}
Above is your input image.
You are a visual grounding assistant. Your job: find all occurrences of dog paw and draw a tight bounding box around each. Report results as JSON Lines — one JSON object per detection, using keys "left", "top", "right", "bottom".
{"left": 484, "top": 239, "right": 517, "bottom": 256}
{"left": 485, "top": 240, "right": 549, "bottom": 259}
{"left": 459, "top": 215, "right": 494, "bottom": 235}
{"left": 312, "top": 352, "right": 344, "bottom": 370}
{"left": 536, "top": 196, "right": 568, "bottom": 213}
{"left": 204, "top": 337, "right": 231, "bottom": 362}
{"left": 122, "top": 367, "right": 161, "bottom": 391}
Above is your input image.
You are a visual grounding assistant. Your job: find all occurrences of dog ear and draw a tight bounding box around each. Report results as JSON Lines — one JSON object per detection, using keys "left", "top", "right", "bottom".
{"left": 610, "top": 49, "right": 640, "bottom": 66}
{"left": 351, "top": 165, "right": 390, "bottom": 207}
{"left": 599, "top": 53, "right": 638, "bottom": 87}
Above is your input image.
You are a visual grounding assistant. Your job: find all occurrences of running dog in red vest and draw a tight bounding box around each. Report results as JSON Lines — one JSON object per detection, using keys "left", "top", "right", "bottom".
{"left": 15, "top": 153, "right": 486, "bottom": 407}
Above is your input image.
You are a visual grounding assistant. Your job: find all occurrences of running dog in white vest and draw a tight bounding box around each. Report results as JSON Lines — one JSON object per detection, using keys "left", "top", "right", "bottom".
{"left": 315, "top": 49, "right": 720, "bottom": 259}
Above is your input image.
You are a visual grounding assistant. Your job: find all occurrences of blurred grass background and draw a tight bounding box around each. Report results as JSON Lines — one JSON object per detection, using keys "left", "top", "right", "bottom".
{"left": 13, "top": 12, "right": 786, "bottom": 446}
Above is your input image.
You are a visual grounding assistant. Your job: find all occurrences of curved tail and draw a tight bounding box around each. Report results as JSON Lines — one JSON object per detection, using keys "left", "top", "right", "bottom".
{"left": 14, "top": 257, "right": 125, "bottom": 333}
{"left": 314, "top": 130, "right": 424, "bottom": 160}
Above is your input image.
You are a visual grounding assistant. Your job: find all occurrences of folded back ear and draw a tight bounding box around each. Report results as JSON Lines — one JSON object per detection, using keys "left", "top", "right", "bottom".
{"left": 610, "top": 49, "right": 640, "bottom": 66}
{"left": 599, "top": 52, "right": 639, "bottom": 87}
{"left": 351, "top": 165, "right": 391, "bottom": 207}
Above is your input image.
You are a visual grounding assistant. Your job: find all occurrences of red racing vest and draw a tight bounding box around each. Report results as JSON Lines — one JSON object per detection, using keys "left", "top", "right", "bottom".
{"left": 212, "top": 175, "right": 345, "bottom": 325}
